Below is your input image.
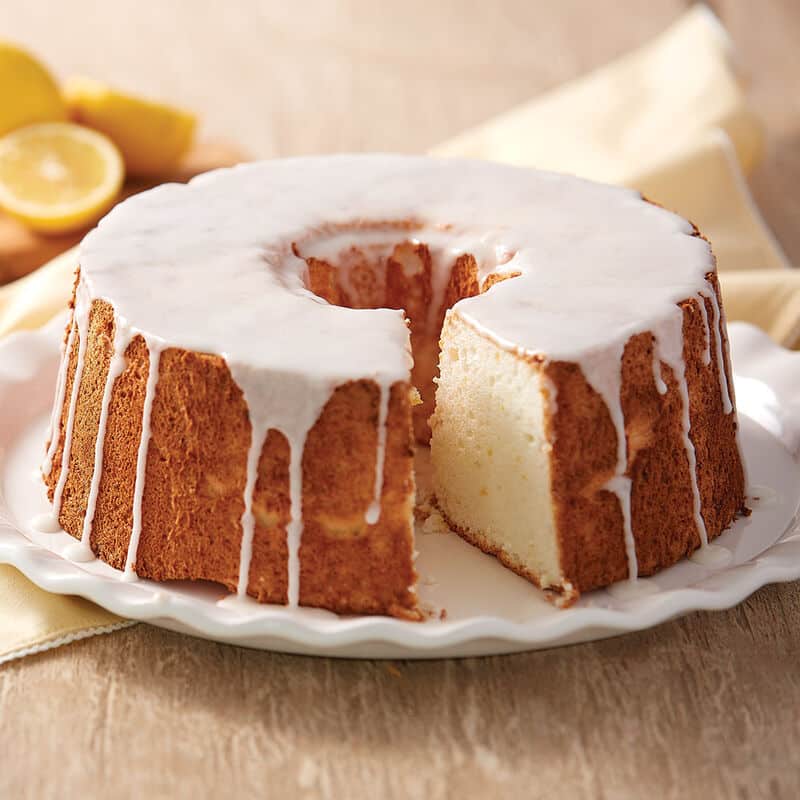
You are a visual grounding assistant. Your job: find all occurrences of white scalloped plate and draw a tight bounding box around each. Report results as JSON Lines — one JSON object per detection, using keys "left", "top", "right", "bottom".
{"left": 0, "top": 318, "right": 798, "bottom": 658}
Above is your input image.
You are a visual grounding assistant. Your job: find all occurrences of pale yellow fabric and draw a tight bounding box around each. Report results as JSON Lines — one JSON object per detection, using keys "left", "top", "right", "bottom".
{"left": 0, "top": 566, "right": 133, "bottom": 665}
{"left": 0, "top": 246, "right": 77, "bottom": 338}
{"left": 0, "top": 248, "right": 130, "bottom": 663}
{"left": 633, "top": 130, "right": 790, "bottom": 273}
{"left": 723, "top": 270, "right": 800, "bottom": 348}
{"left": 435, "top": 6, "right": 766, "bottom": 180}
{"left": 0, "top": 246, "right": 128, "bottom": 663}
{"left": 0, "top": 5, "right": 797, "bottom": 663}
{"left": 434, "top": 5, "right": 799, "bottom": 345}
{"left": 433, "top": 6, "right": 785, "bottom": 268}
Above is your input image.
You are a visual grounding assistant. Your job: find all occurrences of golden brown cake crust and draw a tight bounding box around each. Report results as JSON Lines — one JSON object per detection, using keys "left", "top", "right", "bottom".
{"left": 437, "top": 273, "right": 747, "bottom": 601}
{"left": 544, "top": 274, "right": 746, "bottom": 594}
{"left": 424, "top": 212, "right": 746, "bottom": 603}
{"left": 46, "top": 293, "right": 418, "bottom": 618}
{"left": 45, "top": 213, "right": 746, "bottom": 614}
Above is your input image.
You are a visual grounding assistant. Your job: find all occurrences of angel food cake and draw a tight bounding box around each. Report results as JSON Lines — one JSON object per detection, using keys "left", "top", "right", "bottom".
{"left": 39, "top": 155, "right": 746, "bottom": 616}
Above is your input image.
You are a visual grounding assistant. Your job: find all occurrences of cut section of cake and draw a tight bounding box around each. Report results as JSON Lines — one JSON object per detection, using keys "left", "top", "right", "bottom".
{"left": 431, "top": 273, "right": 744, "bottom": 604}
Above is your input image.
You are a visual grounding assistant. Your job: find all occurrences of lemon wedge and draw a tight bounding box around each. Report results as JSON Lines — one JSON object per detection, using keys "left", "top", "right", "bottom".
{"left": 0, "top": 122, "right": 124, "bottom": 234}
{"left": 64, "top": 76, "right": 196, "bottom": 176}
{"left": 0, "top": 42, "right": 67, "bottom": 136}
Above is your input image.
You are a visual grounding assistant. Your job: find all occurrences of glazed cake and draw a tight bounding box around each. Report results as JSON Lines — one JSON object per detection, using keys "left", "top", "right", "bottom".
{"left": 39, "top": 155, "right": 746, "bottom": 615}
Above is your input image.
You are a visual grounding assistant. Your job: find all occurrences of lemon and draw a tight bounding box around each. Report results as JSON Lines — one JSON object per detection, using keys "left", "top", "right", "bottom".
{"left": 64, "top": 76, "right": 196, "bottom": 176}
{"left": 0, "top": 122, "right": 124, "bottom": 234}
{"left": 0, "top": 42, "right": 67, "bottom": 135}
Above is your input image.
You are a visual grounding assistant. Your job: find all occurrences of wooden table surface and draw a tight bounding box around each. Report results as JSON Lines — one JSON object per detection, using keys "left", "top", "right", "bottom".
{"left": 2, "top": 2, "right": 799, "bottom": 798}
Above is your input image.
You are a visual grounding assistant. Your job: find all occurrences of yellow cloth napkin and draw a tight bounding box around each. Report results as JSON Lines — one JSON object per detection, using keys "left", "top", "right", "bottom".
{"left": 0, "top": 566, "right": 133, "bottom": 665}
{"left": 0, "top": 251, "right": 133, "bottom": 663}
{"left": 434, "top": 5, "right": 800, "bottom": 346}
{"left": 0, "top": 5, "right": 797, "bottom": 663}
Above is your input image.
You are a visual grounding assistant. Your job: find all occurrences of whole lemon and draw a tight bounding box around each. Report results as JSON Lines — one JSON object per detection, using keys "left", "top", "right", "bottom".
{"left": 0, "top": 42, "right": 67, "bottom": 136}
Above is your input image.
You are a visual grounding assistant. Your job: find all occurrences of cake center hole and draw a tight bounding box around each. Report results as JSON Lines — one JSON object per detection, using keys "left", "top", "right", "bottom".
{"left": 295, "top": 224, "right": 518, "bottom": 443}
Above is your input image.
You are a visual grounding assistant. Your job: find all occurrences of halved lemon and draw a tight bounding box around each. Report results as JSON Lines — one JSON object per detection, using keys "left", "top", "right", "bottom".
{"left": 0, "top": 42, "right": 67, "bottom": 136}
{"left": 64, "top": 76, "right": 196, "bottom": 176}
{"left": 0, "top": 122, "right": 124, "bottom": 234}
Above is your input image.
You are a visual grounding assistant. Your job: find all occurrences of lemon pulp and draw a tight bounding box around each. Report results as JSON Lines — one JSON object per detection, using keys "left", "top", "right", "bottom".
{"left": 0, "top": 122, "right": 124, "bottom": 234}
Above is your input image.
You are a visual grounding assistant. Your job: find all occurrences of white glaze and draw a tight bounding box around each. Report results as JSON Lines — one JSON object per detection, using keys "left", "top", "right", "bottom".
{"left": 696, "top": 292, "right": 712, "bottom": 366}
{"left": 46, "top": 155, "right": 739, "bottom": 601}
{"left": 63, "top": 540, "right": 95, "bottom": 562}
{"left": 577, "top": 341, "right": 639, "bottom": 582}
{"left": 123, "top": 339, "right": 162, "bottom": 580}
{"left": 649, "top": 311, "right": 714, "bottom": 558}
{"left": 652, "top": 339, "right": 668, "bottom": 395}
{"left": 236, "top": 422, "right": 268, "bottom": 597}
{"left": 76, "top": 317, "right": 129, "bottom": 562}
{"left": 29, "top": 511, "right": 62, "bottom": 534}
{"left": 425, "top": 240, "right": 456, "bottom": 332}
{"left": 706, "top": 288, "right": 733, "bottom": 414}
{"left": 606, "top": 577, "right": 660, "bottom": 600}
{"left": 607, "top": 475, "right": 637, "bottom": 580}
{"left": 217, "top": 593, "right": 261, "bottom": 611}
{"left": 42, "top": 319, "right": 76, "bottom": 475}
{"left": 286, "top": 443, "right": 304, "bottom": 607}
{"left": 366, "top": 381, "right": 391, "bottom": 525}
{"left": 49, "top": 279, "right": 91, "bottom": 524}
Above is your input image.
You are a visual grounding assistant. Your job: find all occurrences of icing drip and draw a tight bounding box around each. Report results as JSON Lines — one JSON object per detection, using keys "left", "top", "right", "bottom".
{"left": 606, "top": 474, "right": 637, "bottom": 581}
{"left": 299, "top": 227, "right": 396, "bottom": 304}
{"left": 695, "top": 292, "right": 712, "bottom": 366}
{"left": 70, "top": 155, "right": 740, "bottom": 602}
{"left": 706, "top": 287, "right": 733, "bottom": 414}
{"left": 76, "top": 317, "right": 130, "bottom": 561}
{"left": 236, "top": 423, "right": 268, "bottom": 598}
{"left": 123, "top": 339, "right": 162, "bottom": 580}
{"left": 424, "top": 244, "right": 456, "bottom": 333}
{"left": 607, "top": 577, "right": 659, "bottom": 600}
{"left": 29, "top": 511, "right": 62, "bottom": 533}
{"left": 579, "top": 344, "right": 639, "bottom": 583}
{"left": 544, "top": 302, "right": 717, "bottom": 587}
{"left": 654, "top": 310, "right": 709, "bottom": 548}
{"left": 50, "top": 280, "right": 91, "bottom": 522}
{"left": 286, "top": 439, "right": 304, "bottom": 606}
{"left": 689, "top": 543, "right": 731, "bottom": 567}
{"left": 228, "top": 353, "right": 343, "bottom": 607}
{"left": 63, "top": 540, "right": 96, "bottom": 562}
{"left": 42, "top": 320, "right": 77, "bottom": 475}
{"left": 365, "top": 381, "right": 391, "bottom": 525}
{"left": 652, "top": 339, "right": 667, "bottom": 395}
{"left": 693, "top": 288, "right": 742, "bottom": 494}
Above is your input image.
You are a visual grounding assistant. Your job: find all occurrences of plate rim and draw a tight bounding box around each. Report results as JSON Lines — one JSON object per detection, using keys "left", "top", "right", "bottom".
{"left": 1, "top": 318, "right": 798, "bottom": 656}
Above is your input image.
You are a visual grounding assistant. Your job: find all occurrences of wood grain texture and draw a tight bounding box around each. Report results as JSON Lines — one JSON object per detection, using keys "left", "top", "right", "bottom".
{"left": 1, "top": 583, "right": 799, "bottom": 799}
{"left": 2, "top": 1, "right": 799, "bottom": 798}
